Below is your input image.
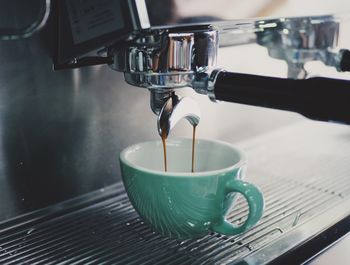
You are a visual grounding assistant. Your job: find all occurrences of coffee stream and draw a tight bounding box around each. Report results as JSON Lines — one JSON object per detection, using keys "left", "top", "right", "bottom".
{"left": 191, "top": 125, "right": 197, "bottom": 173}
{"left": 161, "top": 129, "right": 168, "bottom": 172}
{"left": 161, "top": 125, "right": 197, "bottom": 173}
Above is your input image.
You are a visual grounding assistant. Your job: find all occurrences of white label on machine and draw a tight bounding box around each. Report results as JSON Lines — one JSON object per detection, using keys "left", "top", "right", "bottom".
{"left": 66, "top": 0, "right": 125, "bottom": 44}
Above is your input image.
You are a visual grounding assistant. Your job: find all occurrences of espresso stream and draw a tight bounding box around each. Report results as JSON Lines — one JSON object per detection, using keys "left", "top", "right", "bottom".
{"left": 161, "top": 125, "right": 197, "bottom": 173}
{"left": 191, "top": 125, "right": 197, "bottom": 173}
{"left": 161, "top": 129, "right": 168, "bottom": 172}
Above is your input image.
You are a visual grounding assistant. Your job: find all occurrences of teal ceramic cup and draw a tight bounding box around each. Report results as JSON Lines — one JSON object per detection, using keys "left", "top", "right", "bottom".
{"left": 120, "top": 139, "right": 264, "bottom": 238}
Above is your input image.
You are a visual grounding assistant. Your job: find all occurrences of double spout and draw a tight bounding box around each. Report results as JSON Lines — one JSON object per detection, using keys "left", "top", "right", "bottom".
{"left": 150, "top": 91, "right": 200, "bottom": 138}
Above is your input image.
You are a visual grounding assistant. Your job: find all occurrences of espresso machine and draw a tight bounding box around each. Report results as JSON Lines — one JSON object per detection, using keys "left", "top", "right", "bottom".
{"left": 54, "top": 0, "right": 350, "bottom": 134}
{"left": 0, "top": 0, "right": 349, "bottom": 264}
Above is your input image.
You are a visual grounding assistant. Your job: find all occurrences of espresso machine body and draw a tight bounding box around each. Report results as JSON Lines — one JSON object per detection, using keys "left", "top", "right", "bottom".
{"left": 53, "top": 0, "right": 350, "bottom": 125}
{"left": 0, "top": 1, "right": 349, "bottom": 264}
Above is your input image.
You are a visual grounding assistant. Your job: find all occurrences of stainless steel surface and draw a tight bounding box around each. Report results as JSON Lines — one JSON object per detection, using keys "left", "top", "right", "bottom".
{"left": 109, "top": 28, "right": 218, "bottom": 89}
{"left": 307, "top": 233, "right": 350, "bottom": 265}
{"left": 244, "top": 200, "right": 349, "bottom": 265}
{"left": 158, "top": 95, "right": 200, "bottom": 137}
{"left": 134, "top": 0, "right": 151, "bottom": 29}
{"left": 149, "top": 90, "right": 175, "bottom": 115}
{"left": 255, "top": 15, "right": 342, "bottom": 78}
{"left": 0, "top": 121, "right": 349, "bottom": 264}
{"left": 0, "top": 0, "right": 50, "bottom": 40}
{"left": 192, "top": 68, "right": 223, "bottom": 101}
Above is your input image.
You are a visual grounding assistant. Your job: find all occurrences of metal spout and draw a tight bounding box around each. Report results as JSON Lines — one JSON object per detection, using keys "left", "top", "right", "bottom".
{"left": 157, "top": 94, "right": 200, "bottom": 138}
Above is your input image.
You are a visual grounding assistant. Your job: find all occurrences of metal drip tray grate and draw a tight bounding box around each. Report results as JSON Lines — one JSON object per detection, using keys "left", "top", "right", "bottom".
{"left": 0, "top": 121, "right": 350, "bottom": 264}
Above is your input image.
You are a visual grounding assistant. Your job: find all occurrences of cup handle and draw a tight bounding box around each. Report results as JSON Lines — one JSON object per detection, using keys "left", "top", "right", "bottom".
{"left": 211, "top": 180, "right": 264, "bottom": 235}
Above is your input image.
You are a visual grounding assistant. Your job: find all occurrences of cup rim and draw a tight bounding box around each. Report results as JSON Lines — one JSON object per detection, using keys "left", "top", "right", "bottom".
{"left": 119, "top": 138, "right": 247, "bottom": 177}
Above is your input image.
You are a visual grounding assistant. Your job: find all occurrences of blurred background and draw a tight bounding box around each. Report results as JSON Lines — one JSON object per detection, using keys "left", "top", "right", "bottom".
{"left": 175, "top": 0, "right": 350, "bottom": 18}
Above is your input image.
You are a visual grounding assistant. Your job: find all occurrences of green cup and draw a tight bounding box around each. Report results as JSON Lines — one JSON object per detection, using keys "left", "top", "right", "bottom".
{"left": 120, "top": 138, "right": 264, "bottom": 238}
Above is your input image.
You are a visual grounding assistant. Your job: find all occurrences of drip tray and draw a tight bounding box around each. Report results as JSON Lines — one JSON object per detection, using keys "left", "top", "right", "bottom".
{"left": 0, "top": 121, "right": 350, "bottom": 264}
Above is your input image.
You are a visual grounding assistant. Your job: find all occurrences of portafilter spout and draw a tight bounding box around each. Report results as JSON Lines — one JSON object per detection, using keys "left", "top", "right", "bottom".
{"left": 157, "top": 92, "right": 200, "bottom": 138}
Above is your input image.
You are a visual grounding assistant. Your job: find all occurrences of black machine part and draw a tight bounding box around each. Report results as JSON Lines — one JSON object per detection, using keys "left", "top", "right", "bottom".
{"left": 213, "top": 71, "right": 350, "bottom": 124}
